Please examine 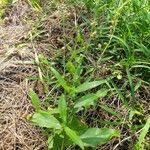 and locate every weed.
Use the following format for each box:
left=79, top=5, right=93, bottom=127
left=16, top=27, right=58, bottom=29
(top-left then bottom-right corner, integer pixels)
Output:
left=28, top=65, right=120, bottom=149
left=27, top=0, right=150, bottom=149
